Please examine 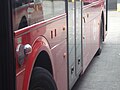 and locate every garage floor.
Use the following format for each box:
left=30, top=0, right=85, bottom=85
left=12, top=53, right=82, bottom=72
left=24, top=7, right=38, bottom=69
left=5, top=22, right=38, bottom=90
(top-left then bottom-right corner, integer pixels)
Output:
left=72, top=11, right=120, bottom=90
